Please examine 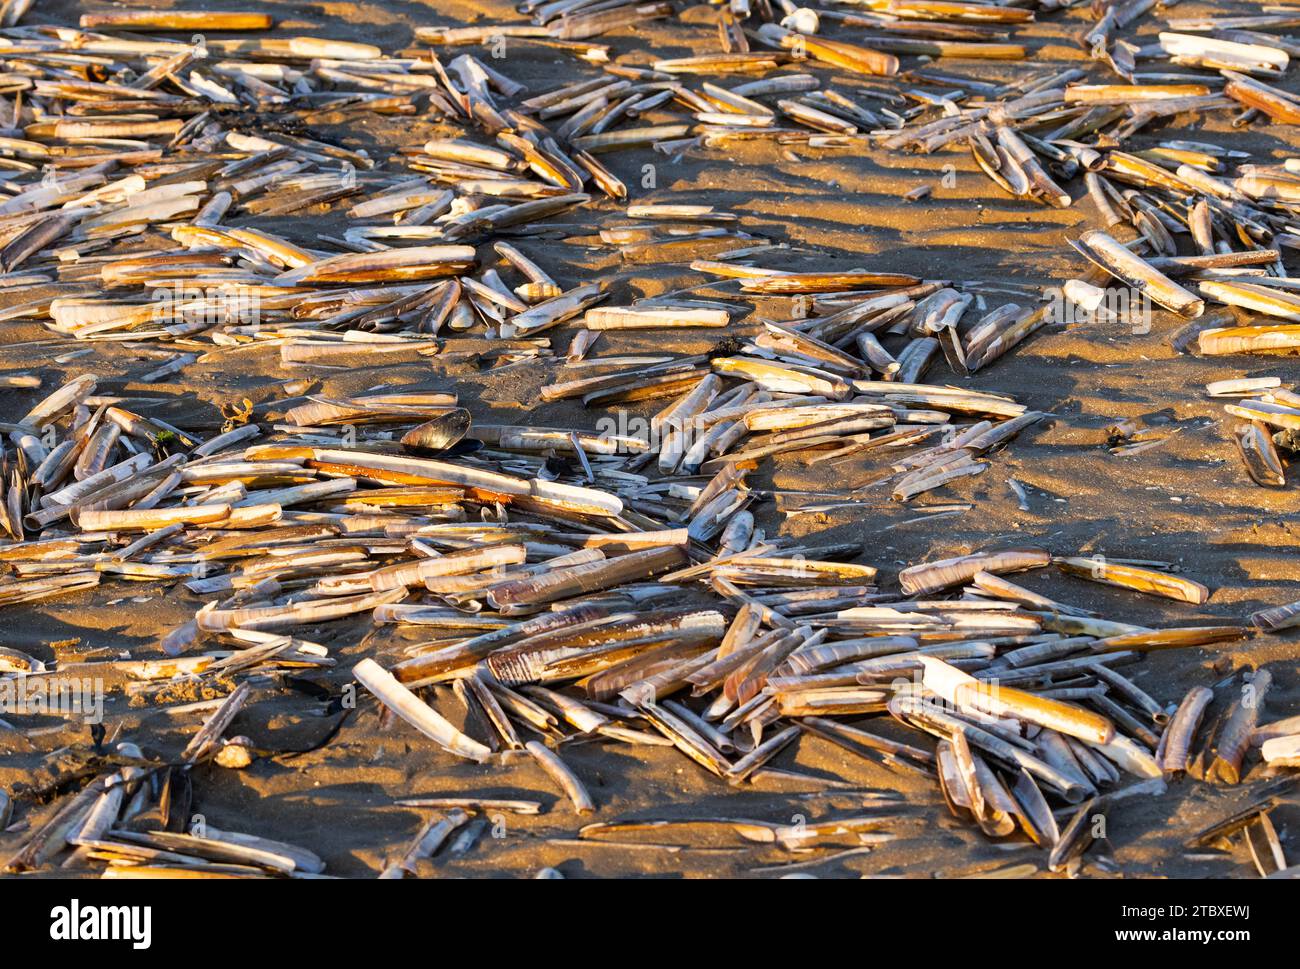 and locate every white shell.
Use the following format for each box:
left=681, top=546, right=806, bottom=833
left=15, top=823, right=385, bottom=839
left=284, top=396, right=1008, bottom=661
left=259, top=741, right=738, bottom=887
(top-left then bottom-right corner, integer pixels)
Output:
left=780, top=8, right=820, bottom=34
